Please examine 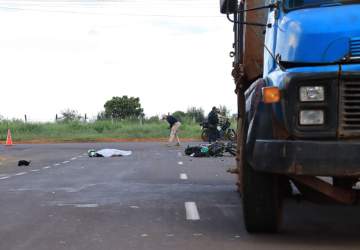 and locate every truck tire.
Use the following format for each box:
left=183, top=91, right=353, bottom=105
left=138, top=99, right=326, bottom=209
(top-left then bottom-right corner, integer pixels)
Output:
left=242, top=162, right=282, bottom=233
